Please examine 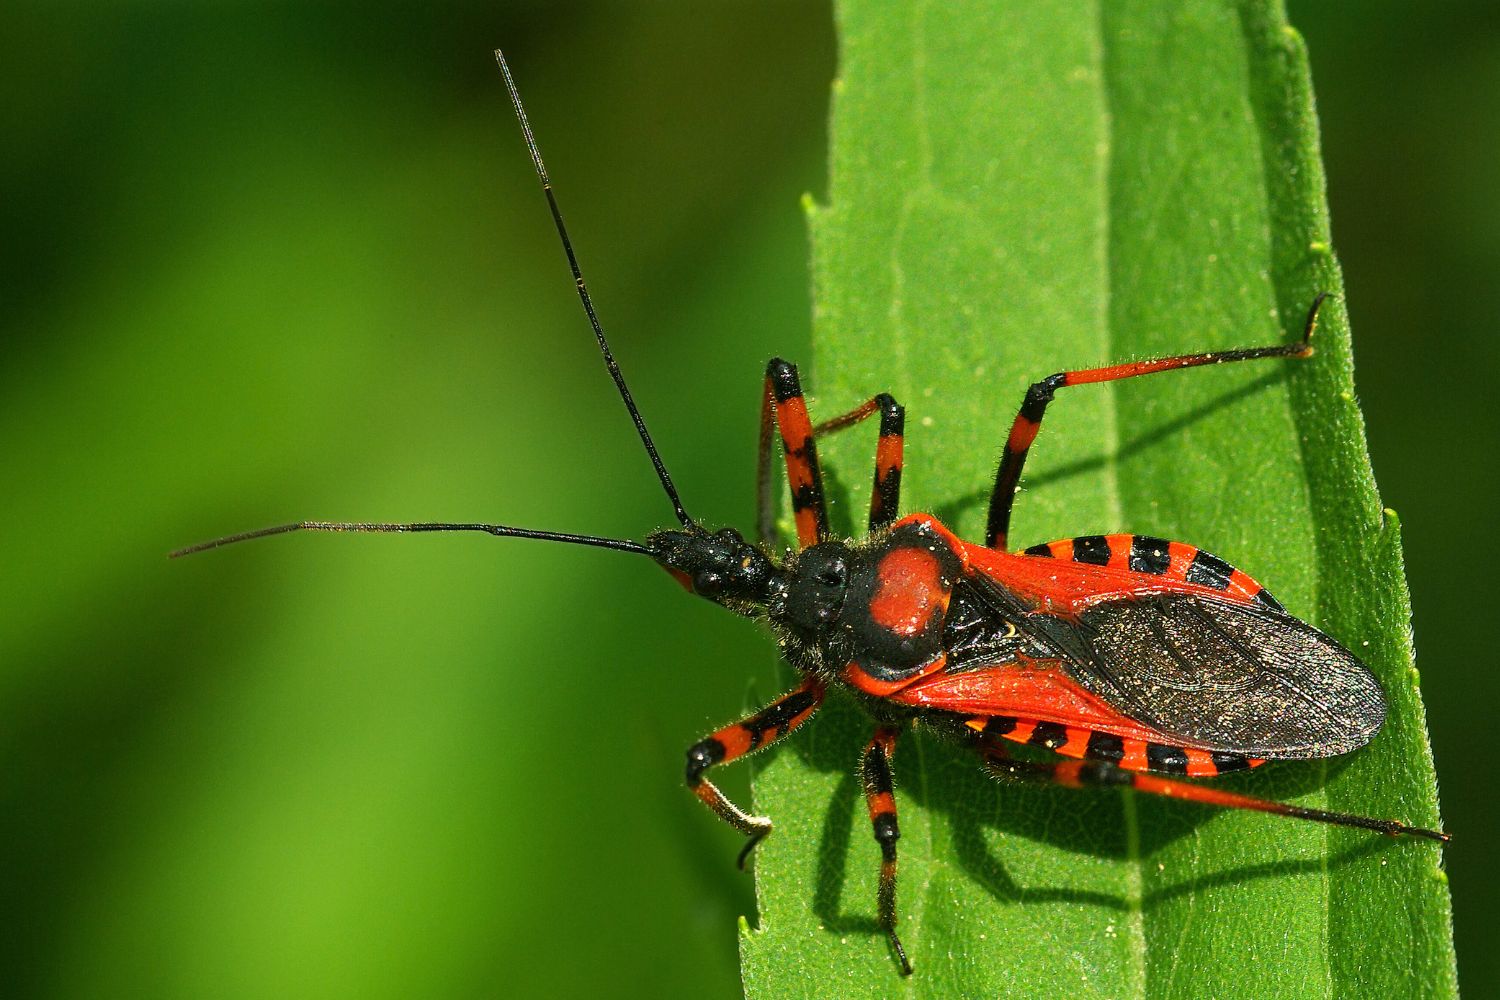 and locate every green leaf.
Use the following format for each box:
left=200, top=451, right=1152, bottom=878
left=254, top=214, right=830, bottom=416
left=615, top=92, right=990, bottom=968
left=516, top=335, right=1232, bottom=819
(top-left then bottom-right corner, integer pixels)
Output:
left=740, top=2, right=1455, bottom=997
